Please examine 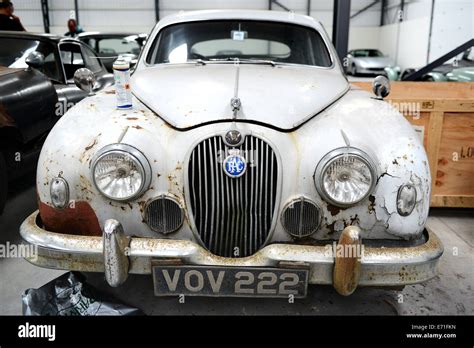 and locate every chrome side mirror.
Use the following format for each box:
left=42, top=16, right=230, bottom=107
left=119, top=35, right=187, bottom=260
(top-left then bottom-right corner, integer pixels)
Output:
left=25, top=51, right=45, bottom=70
left=74, top=68, right=96, bottom=96
left=372, top=75, right=391, bottom=99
